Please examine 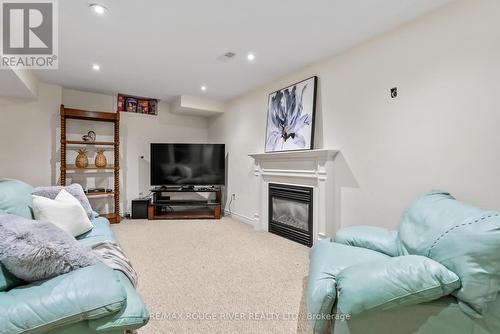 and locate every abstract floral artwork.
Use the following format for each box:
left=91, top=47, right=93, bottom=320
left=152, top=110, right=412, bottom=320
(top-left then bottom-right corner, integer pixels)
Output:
left=265, top=76, right=317, bottom=152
